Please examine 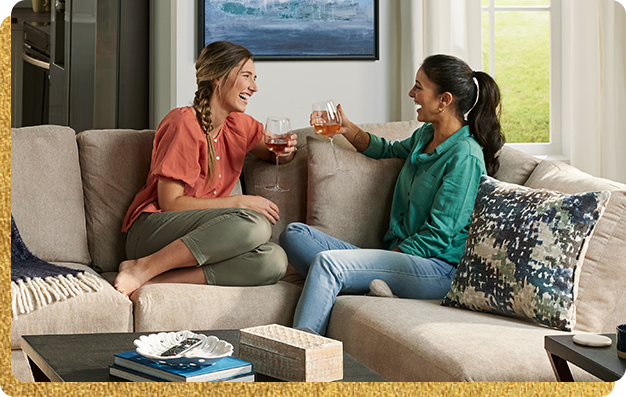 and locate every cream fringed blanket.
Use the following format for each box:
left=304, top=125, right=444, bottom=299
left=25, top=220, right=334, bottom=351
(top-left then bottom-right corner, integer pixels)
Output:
left=10, top=215, right=102, bottom=318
